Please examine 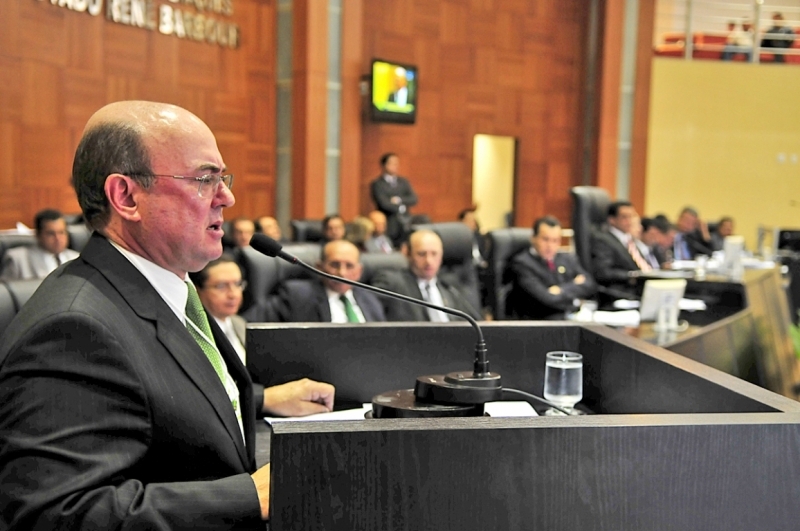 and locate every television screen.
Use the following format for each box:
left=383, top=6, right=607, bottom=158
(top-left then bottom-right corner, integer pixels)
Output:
left=370, top=59, right=417, bottom=124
